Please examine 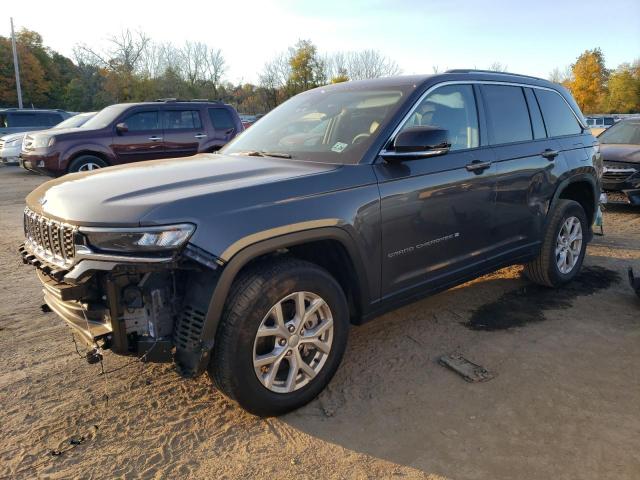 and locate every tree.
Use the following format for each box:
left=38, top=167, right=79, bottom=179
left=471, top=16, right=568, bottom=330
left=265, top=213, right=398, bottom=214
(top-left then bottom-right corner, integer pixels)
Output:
left=565, top=48, right=608, bottom=114
left=344, top=50, right=400, bottom=80
left=604, top=63, right=640, bottom=113
left=548, top=66, right=572, bottom=84
left=488, top=61, right=507, bottom=72
left=287, top=40, right=326, bottom=94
